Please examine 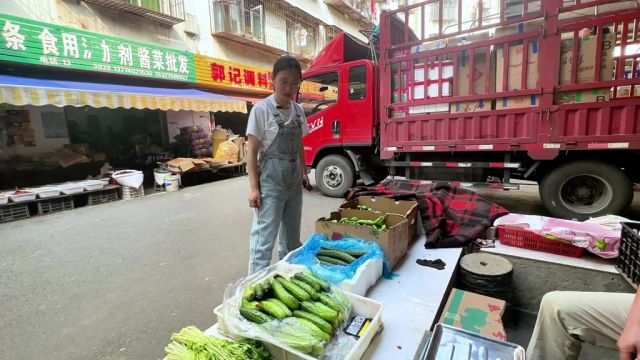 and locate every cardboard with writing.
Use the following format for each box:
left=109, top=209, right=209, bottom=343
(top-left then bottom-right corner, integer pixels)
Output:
left=451, top=99, right=493, bottom=113
left=340, top=196, right=419, bottom=242
left=560, top=32, right=615, bottom=84
left=495, top=42, right=539, bottom=92
left=496, top=95, right=539, bottom=110
left=315, top=209, right=410, bottom=268
left=554, top=88, right=610, bottom=104
left=456, top=49, right=495, bottom=96
left=438, top=288, right=507, bottom=340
